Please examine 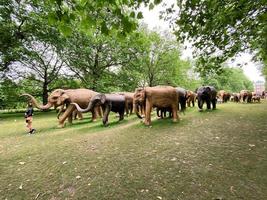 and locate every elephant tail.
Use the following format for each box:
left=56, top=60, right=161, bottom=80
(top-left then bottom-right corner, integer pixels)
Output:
left=70, top=102, right=91, bottom=113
